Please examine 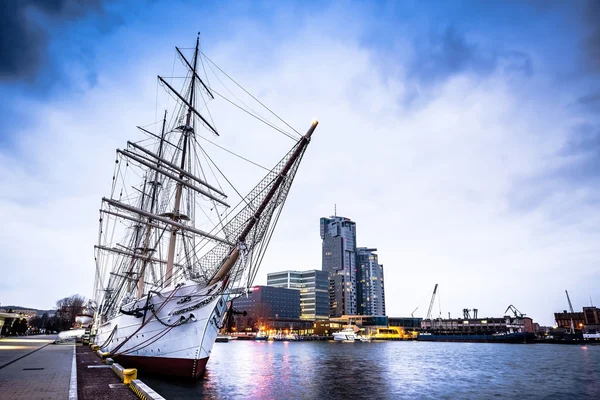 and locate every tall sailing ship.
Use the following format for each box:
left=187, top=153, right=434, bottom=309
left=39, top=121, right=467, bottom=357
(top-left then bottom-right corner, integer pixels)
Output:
left=91, top=35, right=317, bottom=379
